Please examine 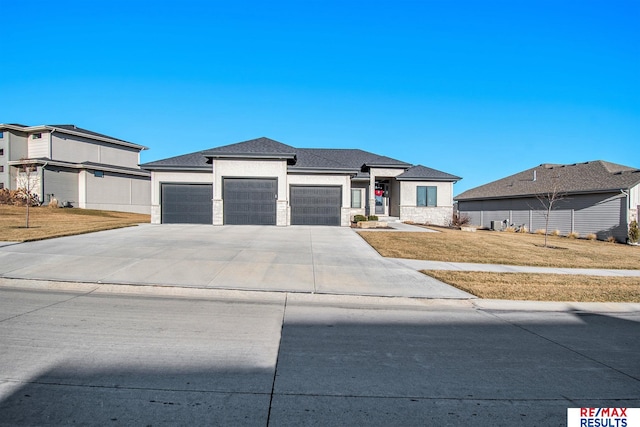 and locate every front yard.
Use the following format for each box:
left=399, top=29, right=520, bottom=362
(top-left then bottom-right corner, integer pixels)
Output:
left=359, top=227, right=640, bottom=302
left=0, top=205, right=150, bottom=242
